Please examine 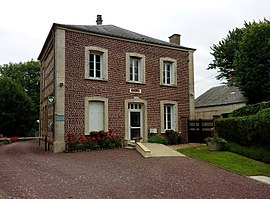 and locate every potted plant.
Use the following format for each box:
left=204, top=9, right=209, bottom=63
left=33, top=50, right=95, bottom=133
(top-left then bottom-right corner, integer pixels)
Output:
left=205, top=127, right=226, bottom=151
left=133, top=136, right=142, bottom=143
